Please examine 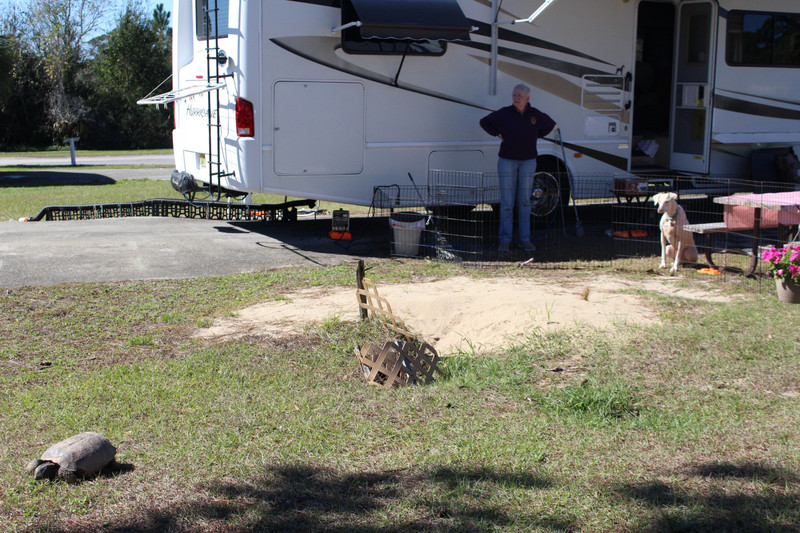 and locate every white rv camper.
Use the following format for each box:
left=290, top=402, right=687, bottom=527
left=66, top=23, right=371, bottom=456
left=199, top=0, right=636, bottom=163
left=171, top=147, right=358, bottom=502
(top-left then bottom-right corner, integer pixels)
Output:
left=140, top=0, right=800, bottom=207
